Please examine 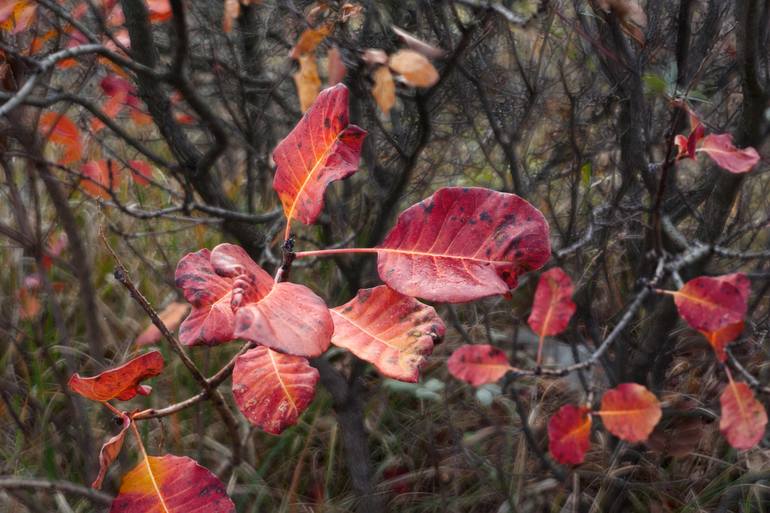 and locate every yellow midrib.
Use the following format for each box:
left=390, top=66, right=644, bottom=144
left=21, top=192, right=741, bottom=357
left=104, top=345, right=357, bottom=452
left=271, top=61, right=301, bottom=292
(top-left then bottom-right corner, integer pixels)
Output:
left=142, top=457, right=170, bottom=513
left=330, top=309, right=407, bottom=353
left=285, top=132, right=341, bottom=227
left=269, top=349, right=298, bottom=414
